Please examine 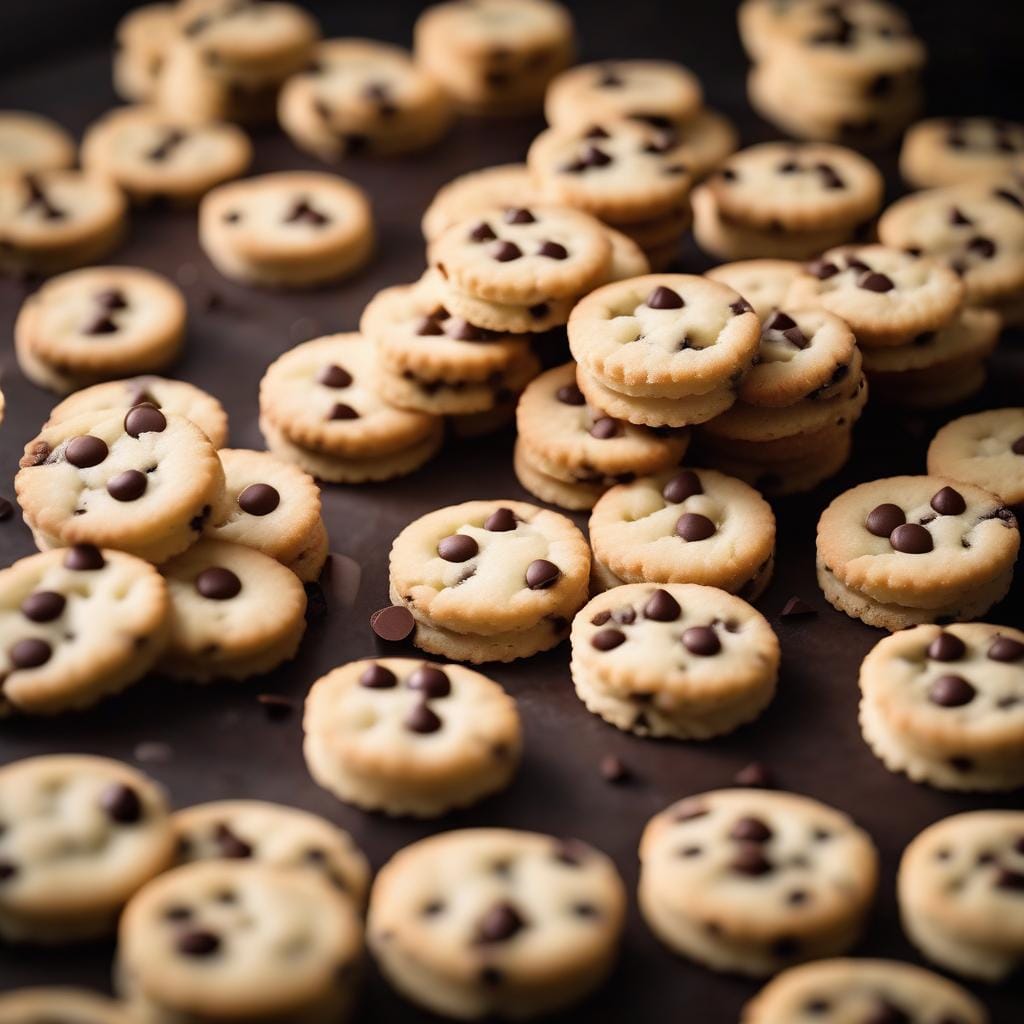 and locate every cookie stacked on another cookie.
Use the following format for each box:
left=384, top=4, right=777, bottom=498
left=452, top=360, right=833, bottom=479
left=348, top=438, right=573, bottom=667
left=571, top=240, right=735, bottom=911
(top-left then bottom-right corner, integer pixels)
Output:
left=113, top=4, right=176, bottom=103
left=900, top=116, right=1024, bottom=189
